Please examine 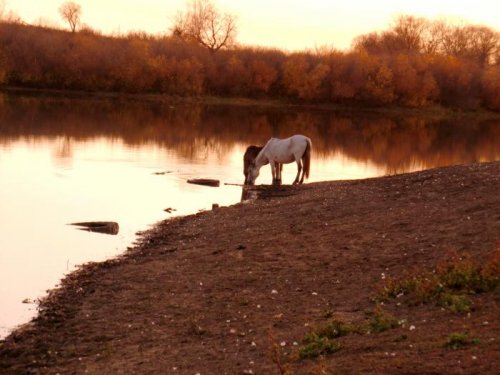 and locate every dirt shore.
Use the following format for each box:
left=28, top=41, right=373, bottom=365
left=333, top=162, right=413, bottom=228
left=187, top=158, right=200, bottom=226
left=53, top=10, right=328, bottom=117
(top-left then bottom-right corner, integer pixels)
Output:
left=1, top=162, right=499, bottom=374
